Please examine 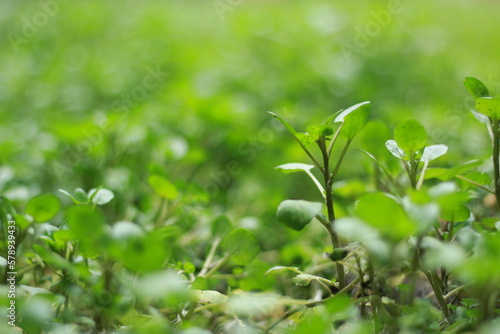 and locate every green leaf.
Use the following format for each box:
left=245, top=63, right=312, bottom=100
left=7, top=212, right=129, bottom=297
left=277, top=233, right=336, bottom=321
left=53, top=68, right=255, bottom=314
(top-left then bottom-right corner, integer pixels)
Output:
left=88, top=188, right=115, bottom=205
left=66, top=205, right=105, bottom=242
left=194, top=290, right=228, bottom=304
left=122, top=233, right=169, bottom=272
left=296, top=126, right=320, bottom=146
left=264, top=266, right=302, bottom=277
left=464, top=77, right=489, bottom=99
left=334, top=101, right=371, bottom=140
left=476, top=96, right=500, bottom=120
left=221, top=228, right=260, bottom=265
left=276, top=199, right=323, bottom=231
left=275, top=163, right=314, bottom=173
left=394, top=120, right=427, bottom=154
left=355, top=193, right=415, bottom=240
left=421, top=145, right=448, bottom=163
left=268, top=111, right=298, bottom=135
left=425, top=160, right=483, bottom=181
left=183, top=262, right=195, bottom=274
left=148, top=175, right=178, bottom=200
left=210, top=215, right=233, bottom=237
left=291, top=273, right=334, bottom=287
left=440, top=203, right=470, bottom=223
left=74, top=188, right=89, bottom=203
left=26, top=194, right=61, bottom=222
left=385, top=140, right=405, bottom=159
left=359, top=120, right=392, bottom=158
